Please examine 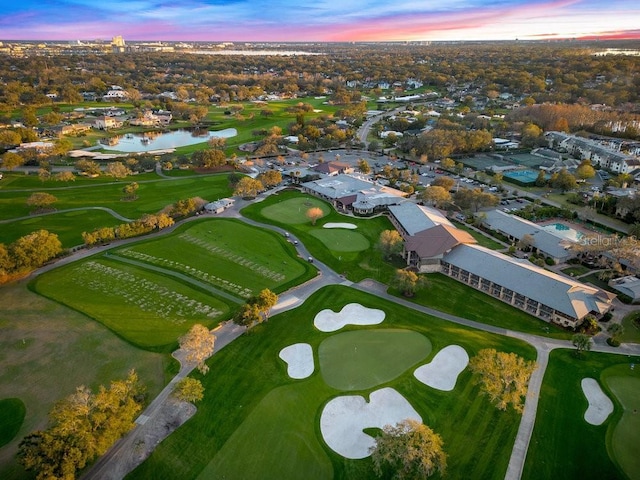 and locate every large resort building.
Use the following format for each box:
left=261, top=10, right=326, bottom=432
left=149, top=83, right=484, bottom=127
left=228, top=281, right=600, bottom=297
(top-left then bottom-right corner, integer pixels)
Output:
left=384, top=200, right=614, bottom=328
